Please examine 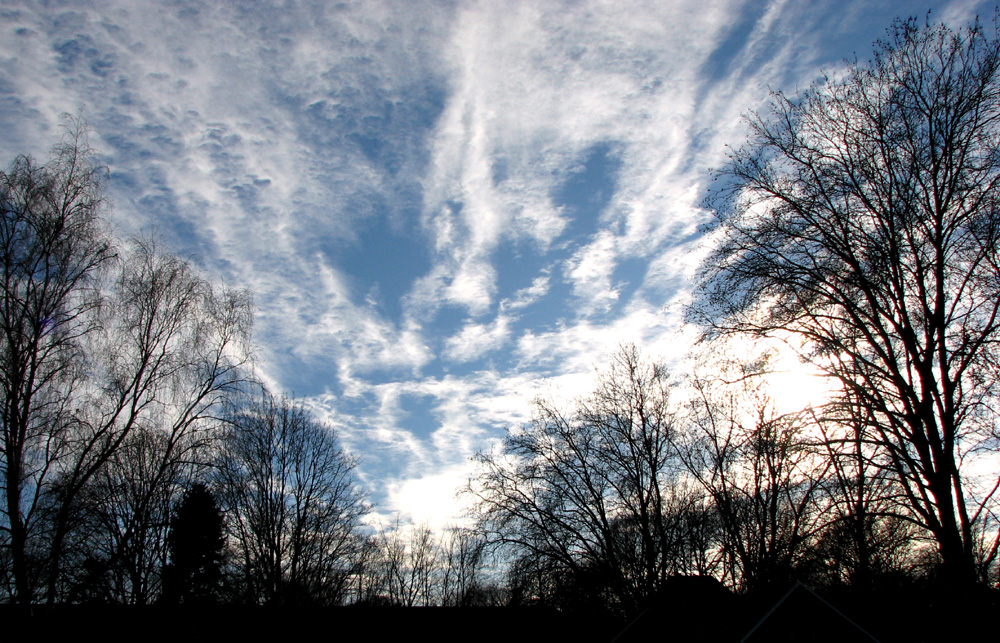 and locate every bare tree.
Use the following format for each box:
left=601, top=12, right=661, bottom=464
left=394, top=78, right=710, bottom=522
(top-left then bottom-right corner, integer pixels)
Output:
left=344, top=533, right=385, bottom=605
left=695, top=17, right=1000, bottom=588
left=403, top=523, right=439, bottom=606
left=39, top=238, right=252, bottom=603
left=470, top=345, right=687, bottom=610
left=62, top=427, right=181, bottom=604
left=677, top=365, right=828, bottom=592
left=0, top=125, right=254, bottom=604
left=439, top=526, right=489, bottom=606
left=0, top=126, right=114, bottom=603
left=217, top=391, right=368, bottom=605
left=368, top=519, right=442, bottom=607
left=806, top=394, right=921, bottom=590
